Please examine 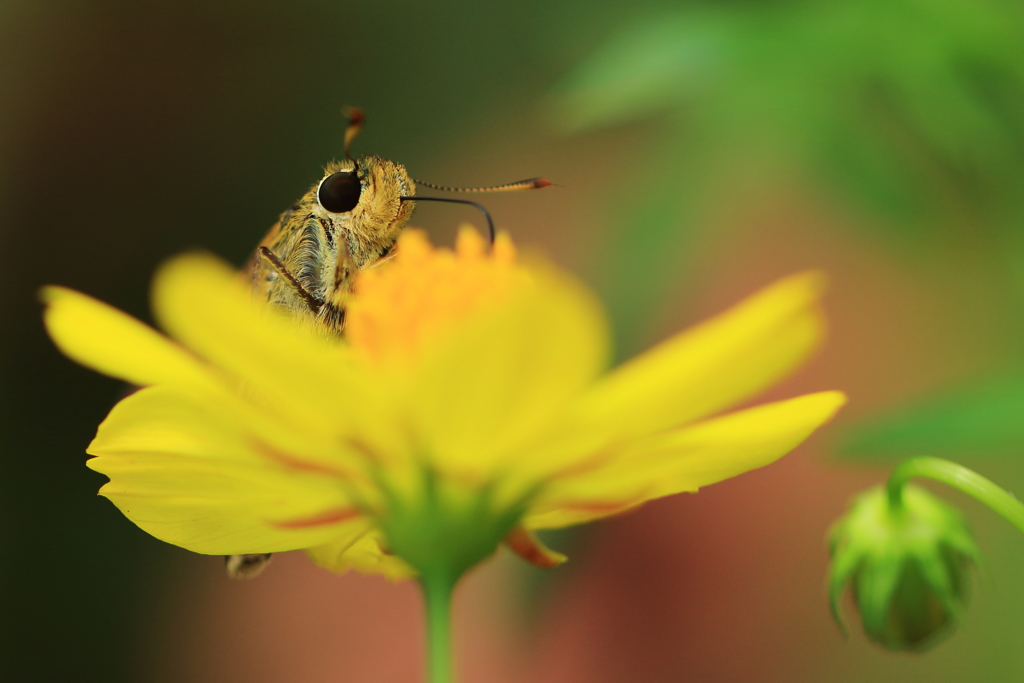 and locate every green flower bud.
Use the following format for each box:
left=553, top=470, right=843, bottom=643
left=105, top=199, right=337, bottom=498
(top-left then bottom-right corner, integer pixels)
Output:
left=828, top=484, right=981, bottom=652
